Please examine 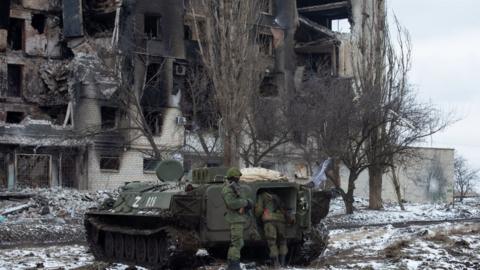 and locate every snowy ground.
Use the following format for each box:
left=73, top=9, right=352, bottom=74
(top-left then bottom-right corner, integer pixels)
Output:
left=0, top=191, right=478, bottom=270
left=324, top=197, right=480, bottom=228
left=1, top=221, right=478, bottom=270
